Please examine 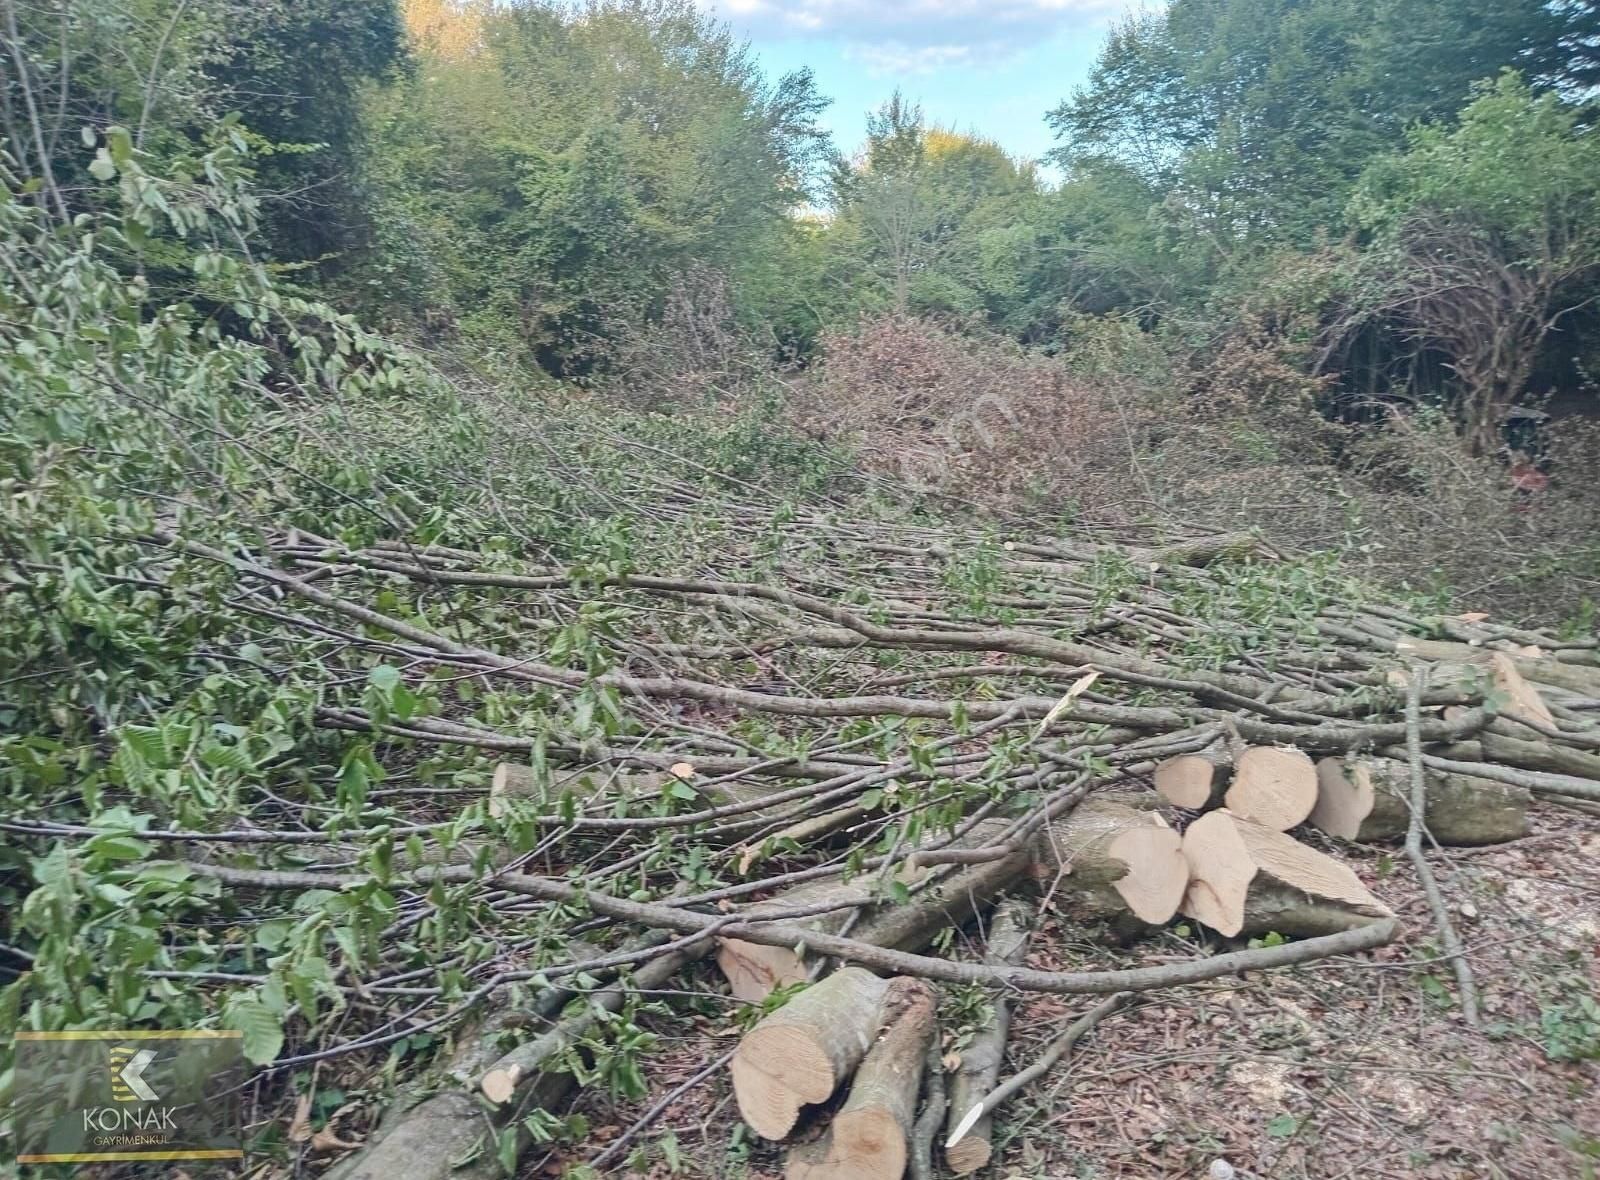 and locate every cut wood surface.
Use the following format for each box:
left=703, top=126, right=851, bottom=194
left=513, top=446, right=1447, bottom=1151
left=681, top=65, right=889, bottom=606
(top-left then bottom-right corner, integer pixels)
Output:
left=732, top=967, right=890, bottom=1140
left=1223, top=745, right=1319, bottom=831
left=1154, top=743, right=1230, bottom=809
left=1181, top=809, right=1392, bottom=938
left=1039, top=799, right=1189, bottom=924
left=1310, top=756, right=1530, bottom=845
left=785, top=977, right=937, bottom=1180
